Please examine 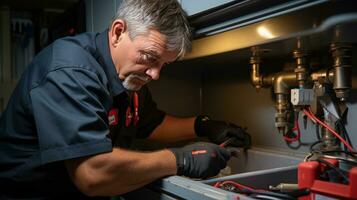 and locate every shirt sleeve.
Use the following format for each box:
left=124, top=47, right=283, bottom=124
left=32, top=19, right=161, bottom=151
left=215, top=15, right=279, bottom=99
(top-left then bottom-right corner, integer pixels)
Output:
left=136, top=86, right=165, bottom=138
left=30, top=67, right=113, bottom=165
